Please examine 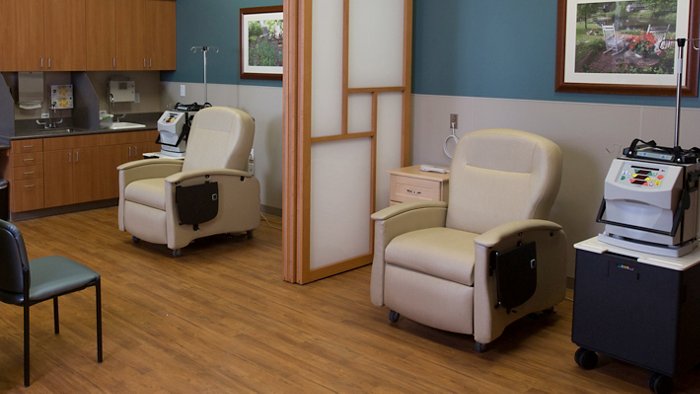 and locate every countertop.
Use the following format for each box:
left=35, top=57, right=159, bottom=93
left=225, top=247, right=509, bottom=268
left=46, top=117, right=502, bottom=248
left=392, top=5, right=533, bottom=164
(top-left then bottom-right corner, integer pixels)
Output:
left=10, top=112, right=160, bottom=140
